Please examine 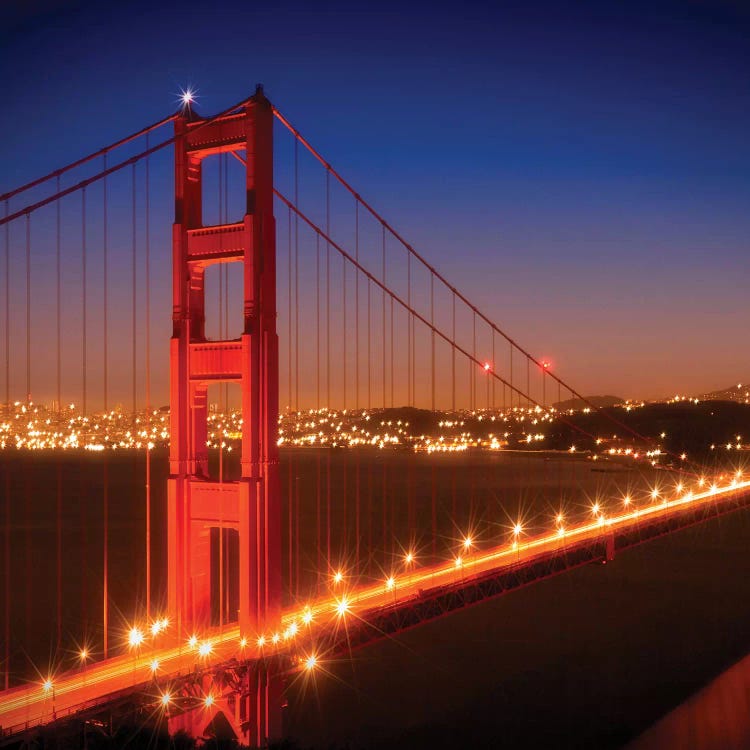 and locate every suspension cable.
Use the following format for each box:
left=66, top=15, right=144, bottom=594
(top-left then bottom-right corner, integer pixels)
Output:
left=275, top=190, right=626, bottom=446
left=0, top=114, right=177, bottom=204
left=273, top=107, right=657, bottom=443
